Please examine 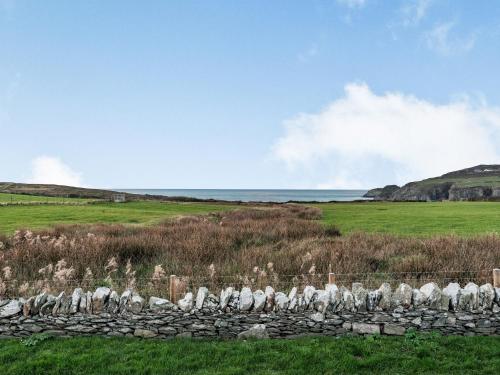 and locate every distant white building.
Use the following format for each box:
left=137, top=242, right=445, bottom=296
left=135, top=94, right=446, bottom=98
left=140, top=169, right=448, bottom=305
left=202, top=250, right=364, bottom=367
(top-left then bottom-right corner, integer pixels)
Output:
left=112, top=193, right=126, bottom=203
